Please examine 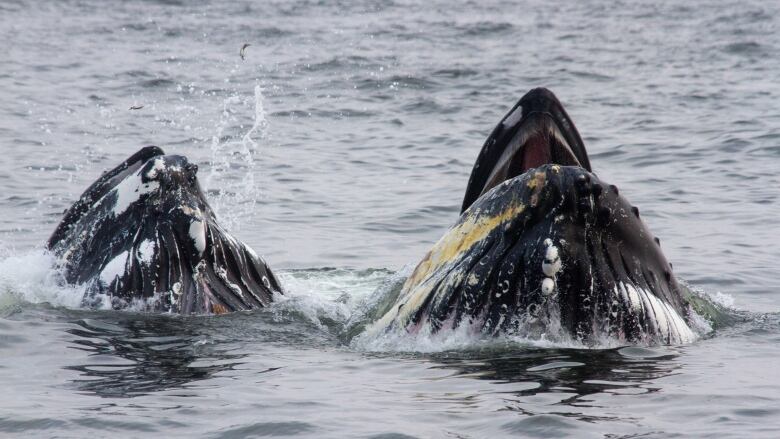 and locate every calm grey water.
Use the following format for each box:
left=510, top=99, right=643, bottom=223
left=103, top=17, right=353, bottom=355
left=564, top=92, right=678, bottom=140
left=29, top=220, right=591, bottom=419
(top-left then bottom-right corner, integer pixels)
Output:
left=1, top=0, right=779, bottom=437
